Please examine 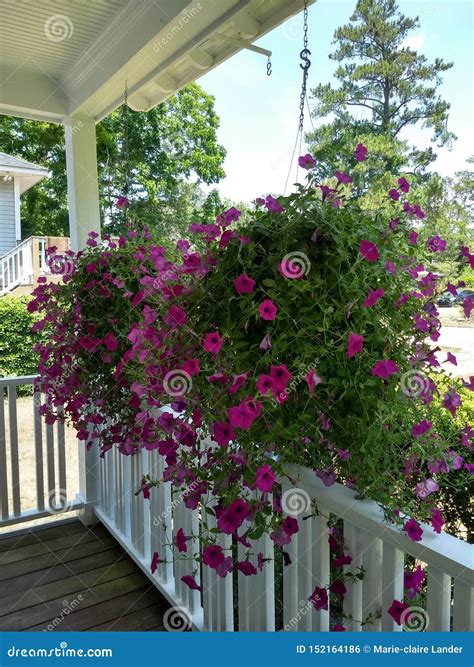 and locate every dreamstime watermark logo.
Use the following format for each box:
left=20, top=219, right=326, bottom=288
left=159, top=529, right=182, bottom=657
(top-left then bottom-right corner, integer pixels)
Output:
left=400, top=370, right=430, bottom=398
left=282, top=488, right=311, bottom=517
left=163, top=370, right=192, bottom=397
left=47, top=488, right=71, bottom=515
left=283, top=599, right=313, bottom=631
left=280, top=252, right=311, bottom=279
left=48, top=254, right=75, bottom=276
left=44, top=15, right=74, bottom=42
left=152, top=480, right=200, bottom=527
left=281, top=15, right=304, bottom=41
left=43, top=596, right=84, bottom=631
left=401, top=606, right=430, bottom=631
left=153, top=2, right=203, bottom=53
left=163, top=606, right=192, bottom=631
